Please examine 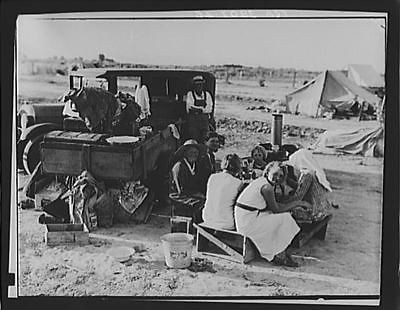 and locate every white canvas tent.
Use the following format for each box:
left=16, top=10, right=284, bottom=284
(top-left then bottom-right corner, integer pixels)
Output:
left=285, top=70, right=381, bottom=117
left=347, top=64, right=385, bottom=89
left=312, top=125, right=384, bottom=157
